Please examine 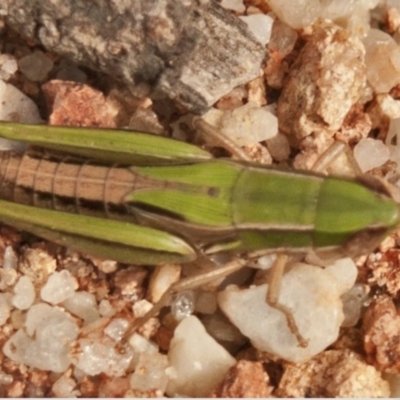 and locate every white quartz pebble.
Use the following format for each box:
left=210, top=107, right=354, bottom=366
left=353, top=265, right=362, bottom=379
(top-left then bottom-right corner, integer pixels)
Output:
left=40, top=270, right=77, bottom=305
left=220, top=0, right=245, bottom=12
left=220, top=102, right=278, bottom=146
left=0, top=80, right=42, bottom=123
left=3, top=246, right=18, bottom=270
left=364, top=29, right=400, bottom=93
left=52, top=373, right=80, bottom=398
left=264, top=0, right=321, bottom=29
left=353, top=138, right=390, bottom=173
left=0, top=54, right=18, bottom=80
left=75, top=338, right=133, bottom=376
left=218, top=258, right=357, bottom=363
left=104, top=318, right=129, bottom=341
left=266, top=0, right=378, bottom=32
left=4, top=303, right=79, bottom=372
left=166, top=316, right=236, bottom=397
left=239, top=14, right=274, bottom=46
left=148, top=264, right=181, bottom=303
left=129, top=332, right=159, bottom=368
left=0, top=79, right=42, bottom=151
left=130, top=353, right=169, bottom=393
left=62, top=291, right=100, bottom=324
left=98, top=299, right=116, bottom=318
left=12, top=276, right=35, bottom=310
